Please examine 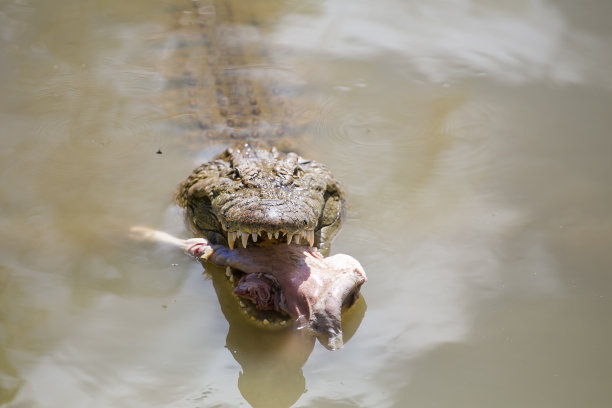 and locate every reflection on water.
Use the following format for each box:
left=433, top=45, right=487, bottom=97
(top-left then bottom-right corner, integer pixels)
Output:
left=1, top=0, right=612, bottom=407
left=206, top=262, right=365, bottom=407
left=274, top=0, right=612, bottom=87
